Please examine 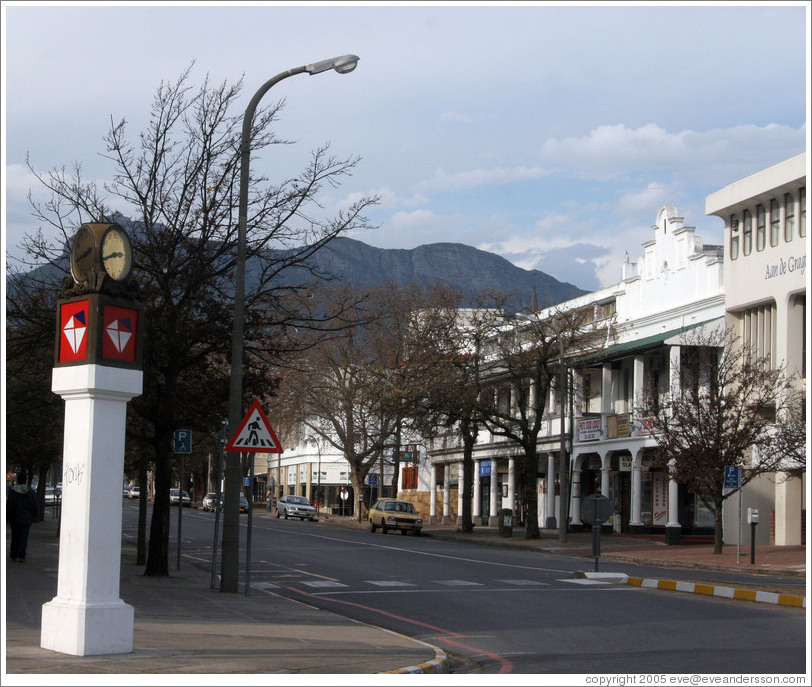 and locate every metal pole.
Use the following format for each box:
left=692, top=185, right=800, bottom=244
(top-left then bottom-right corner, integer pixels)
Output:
left=210, top=419, right=226, bottom=590
left=245, top=453, right=255, bottom=596
left=177, top=454, right=184, bottom=571
left=558, top=339, right=569, bottom=543
left=737, top=485, right=742, bottom=564
left=225, top=55, right=358, bottom=592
